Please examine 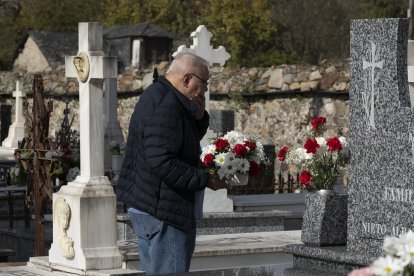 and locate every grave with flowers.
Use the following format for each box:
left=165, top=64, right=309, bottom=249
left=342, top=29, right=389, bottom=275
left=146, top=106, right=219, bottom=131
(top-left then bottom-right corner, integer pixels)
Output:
left=278, top=116, right=349, bottom=247
left=284, top=18, right=414, bottom=276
